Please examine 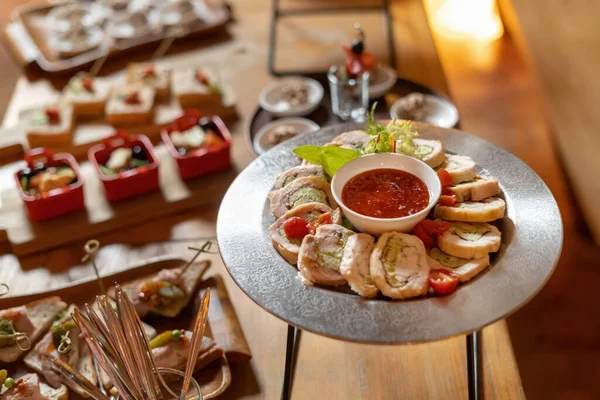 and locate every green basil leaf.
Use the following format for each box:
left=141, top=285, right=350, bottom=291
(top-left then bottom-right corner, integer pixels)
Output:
left=293, top=145, right=362, bottom=177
